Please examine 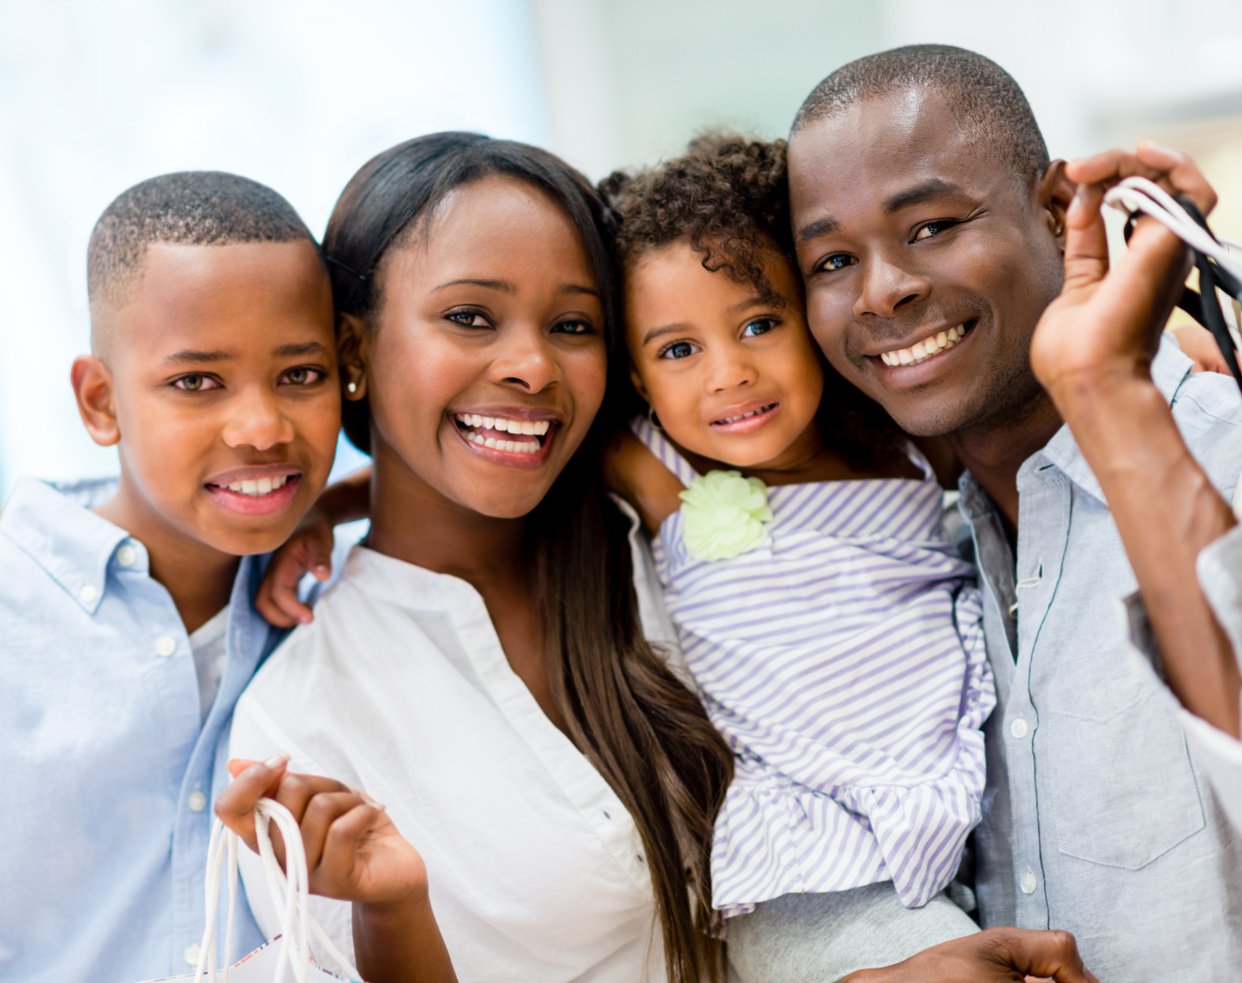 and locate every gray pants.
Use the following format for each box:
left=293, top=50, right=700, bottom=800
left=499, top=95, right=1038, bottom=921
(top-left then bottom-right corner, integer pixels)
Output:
left=726, top=883, right=978, bottom=982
